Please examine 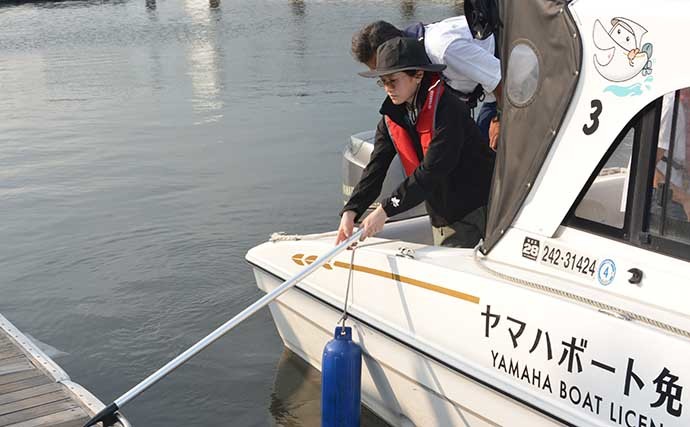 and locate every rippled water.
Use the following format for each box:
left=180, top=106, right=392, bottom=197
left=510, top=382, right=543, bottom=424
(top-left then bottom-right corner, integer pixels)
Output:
left=0, top=0, right=463, bottom=425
